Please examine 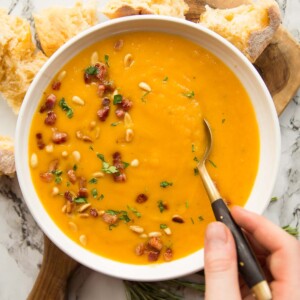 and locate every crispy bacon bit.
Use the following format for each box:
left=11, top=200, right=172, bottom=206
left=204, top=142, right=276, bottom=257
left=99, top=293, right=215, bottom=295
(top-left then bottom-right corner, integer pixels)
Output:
left=114, top=39, right=124, bottom=51
left=135, top=243, right=145, bottom=256
left=112, top=152, right=127, bottom=182
left=84, top=72, right=92, bottom=84
left=40, top=94, right=57, bottom=113
left=163, top=248, right=173, bottom=262
left=52, top=131, right=68, bottom=144
left=36, top=133, right=45, bottom=150
left=102, top=97, right=110, bottom=107
left=40, top=172, right=53, bottom=182
left=112, top=152, right=121, bottom=161
left=95, top=63, right=107, bottom=81
left=78, top=187, right=88, bottom=198
left=97, top=106, right=110, bottom=122
left=121, top=98, right=133, bottom=111
left=103, top=80, right=115, bottom=92
left=148, top=250, right=160, bottom=262
left=113, top=173, right=127, bottom=182
left=48, top=159, right=59, bottom=172
left=102, top=213, right=118, bottom=225
left=97, top=84, right=106, bottom=97
left=115, top=108, right=125, bottom=118
left=89, top=208, right=99, bottom=218
left=64, top=191, right=73, bottom=202
left=44, top=111, right=57, bottom=126
left=67, top=169, right=77, bottom=184
left=172, top=215, right=184, bottom=224
left=148, top=237, right=163, bottom=251
left=52, top=81, right=61, bottom=91
left=136, top=193, right=148, bottom=204
left=79, top=177, right=87, bottom=188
